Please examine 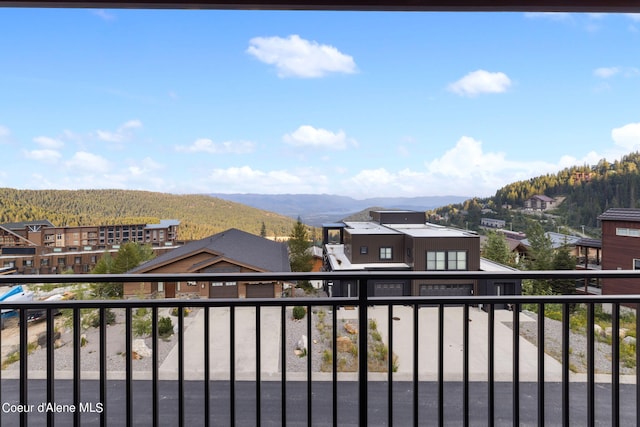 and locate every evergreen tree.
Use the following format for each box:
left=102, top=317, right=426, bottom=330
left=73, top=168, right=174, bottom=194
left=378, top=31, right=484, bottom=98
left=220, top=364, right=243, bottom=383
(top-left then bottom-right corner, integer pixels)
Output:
left=260, top=221, right=267, bottom=238
left=551, top=243, right=576, bottom=296
left=91, top=243, right=156, bottom=298
left=482, top=231, right=514, bottom=266
left=523, top=222, right=554, bottom=295
left=288, top=217, right=313, bottom=273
